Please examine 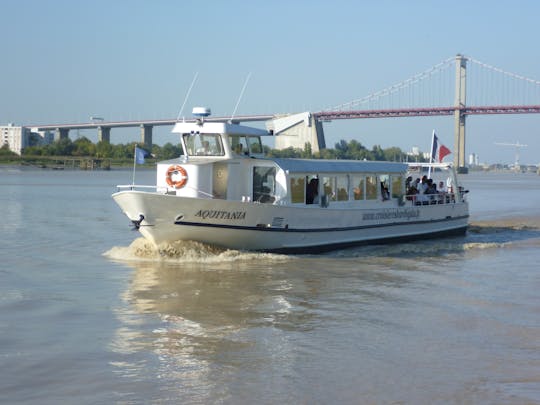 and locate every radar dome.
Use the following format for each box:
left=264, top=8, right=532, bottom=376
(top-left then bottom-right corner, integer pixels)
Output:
left=192, top=107, right=211, bottom=118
